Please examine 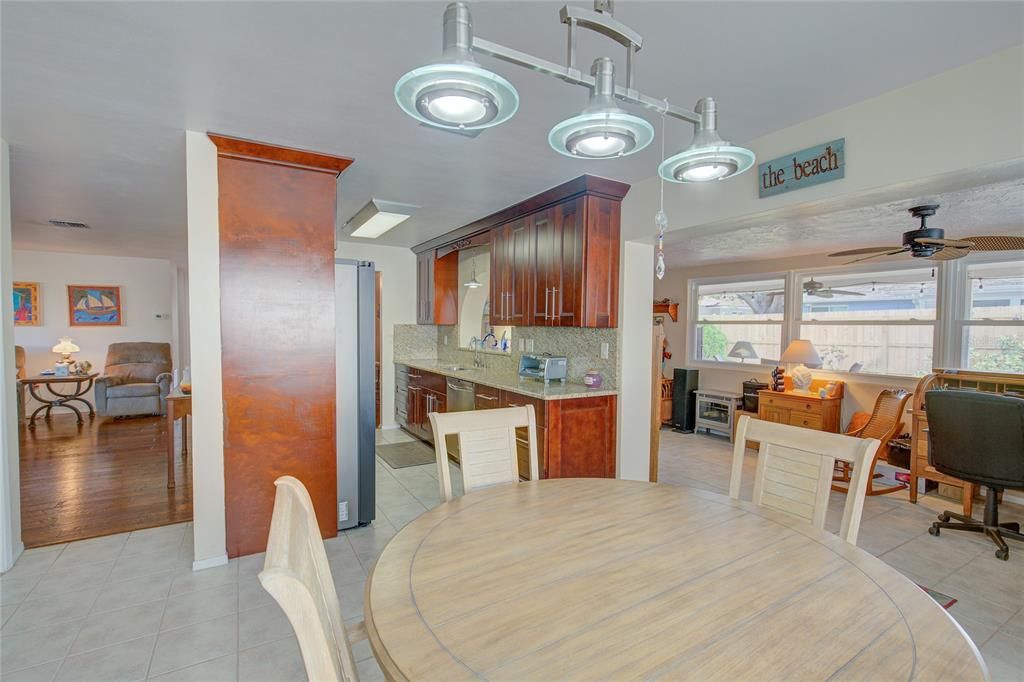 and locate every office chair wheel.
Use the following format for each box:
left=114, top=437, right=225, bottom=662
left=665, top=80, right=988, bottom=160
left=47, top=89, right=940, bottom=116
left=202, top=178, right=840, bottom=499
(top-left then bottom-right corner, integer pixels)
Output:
left=995, top=547, right=1009, bottom=561
left=928, top=524, right=940, bottom=536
